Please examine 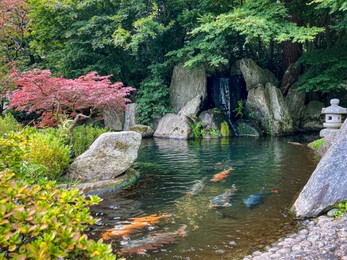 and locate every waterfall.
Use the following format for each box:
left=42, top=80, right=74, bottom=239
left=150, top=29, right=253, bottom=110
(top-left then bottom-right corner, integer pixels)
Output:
left=207, top=76, right=247, bottom=135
